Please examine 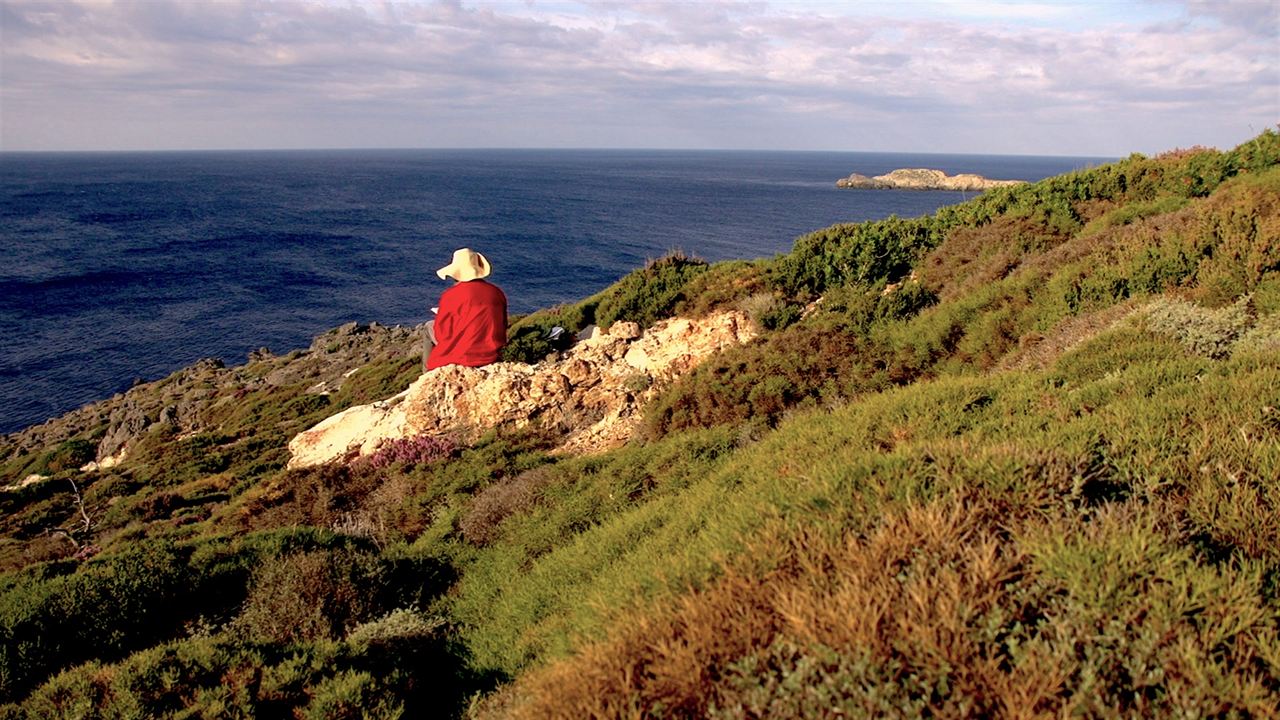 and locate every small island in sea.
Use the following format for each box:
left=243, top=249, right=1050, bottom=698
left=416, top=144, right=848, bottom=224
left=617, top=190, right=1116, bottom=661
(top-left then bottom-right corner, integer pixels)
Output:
left=836, top=167, right=1026, bottom=191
